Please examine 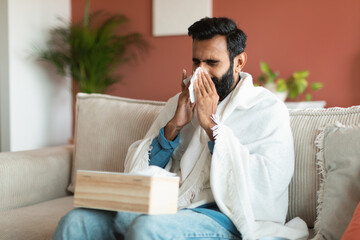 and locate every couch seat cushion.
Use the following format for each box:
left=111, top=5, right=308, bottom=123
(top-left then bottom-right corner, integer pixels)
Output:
left=0, top=196, right=74, bottom=240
